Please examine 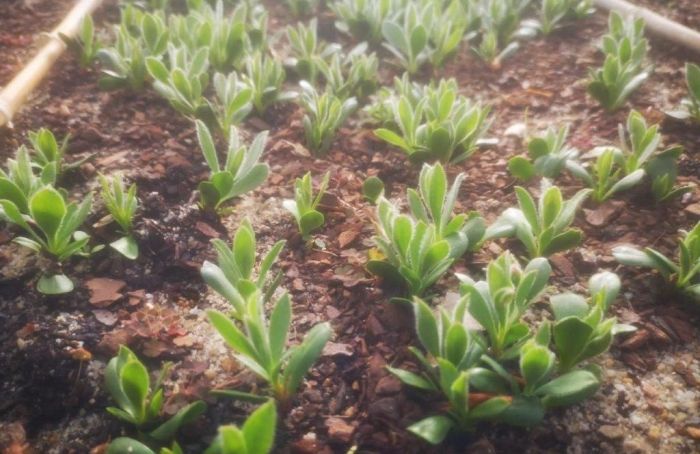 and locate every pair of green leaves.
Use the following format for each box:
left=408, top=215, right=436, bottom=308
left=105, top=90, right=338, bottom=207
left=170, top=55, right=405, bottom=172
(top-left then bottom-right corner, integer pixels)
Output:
left=485, top=181, right=590, bottom=258
left=282, top=171, right=329, bottom=240
left=204, top=400, right=277, bottom=454
left=298, top=81, right=357, bottom=155
left=671, top=63, right=700, bottom=123
left=105, top=346, right=206, bottom=445
left=196, top=120, right=269, bottom=212
left=62, top=14, right=101, bottom=68
left=243, top=52, right=296, bottom=115
left=1, top=186, right=95, bottom=294
left=381, top=2, right=429, bottom=74
left=614, top=221, right=700, bottom=299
